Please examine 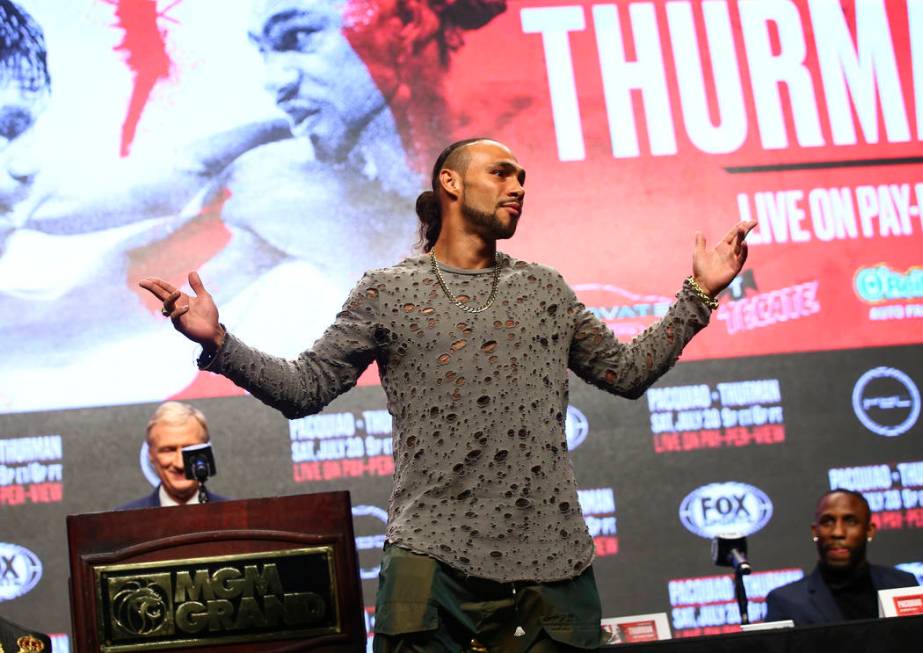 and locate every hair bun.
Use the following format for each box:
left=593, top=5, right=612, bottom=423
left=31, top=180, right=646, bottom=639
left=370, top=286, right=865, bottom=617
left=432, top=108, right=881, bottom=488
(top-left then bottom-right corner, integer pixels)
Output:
left=415, top=190, right=442, bottom=252
left=415, top=190, right=438, bottom=219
